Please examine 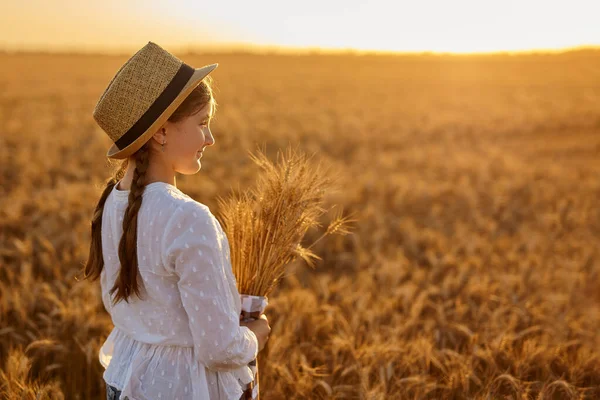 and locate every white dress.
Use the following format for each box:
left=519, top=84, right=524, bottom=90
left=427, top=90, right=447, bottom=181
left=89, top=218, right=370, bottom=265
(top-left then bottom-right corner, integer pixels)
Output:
left=98, top=181, right=258, bottom=400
